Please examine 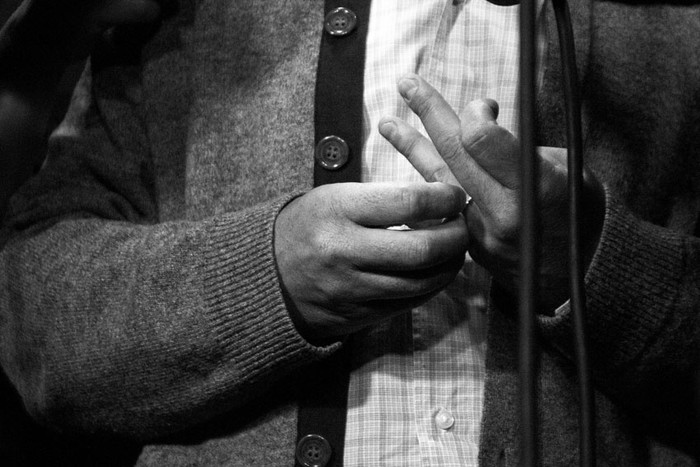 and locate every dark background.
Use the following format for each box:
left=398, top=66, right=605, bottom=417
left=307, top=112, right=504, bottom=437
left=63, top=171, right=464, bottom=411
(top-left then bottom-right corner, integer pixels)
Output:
left=1, top=3, right=141, bottom=465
